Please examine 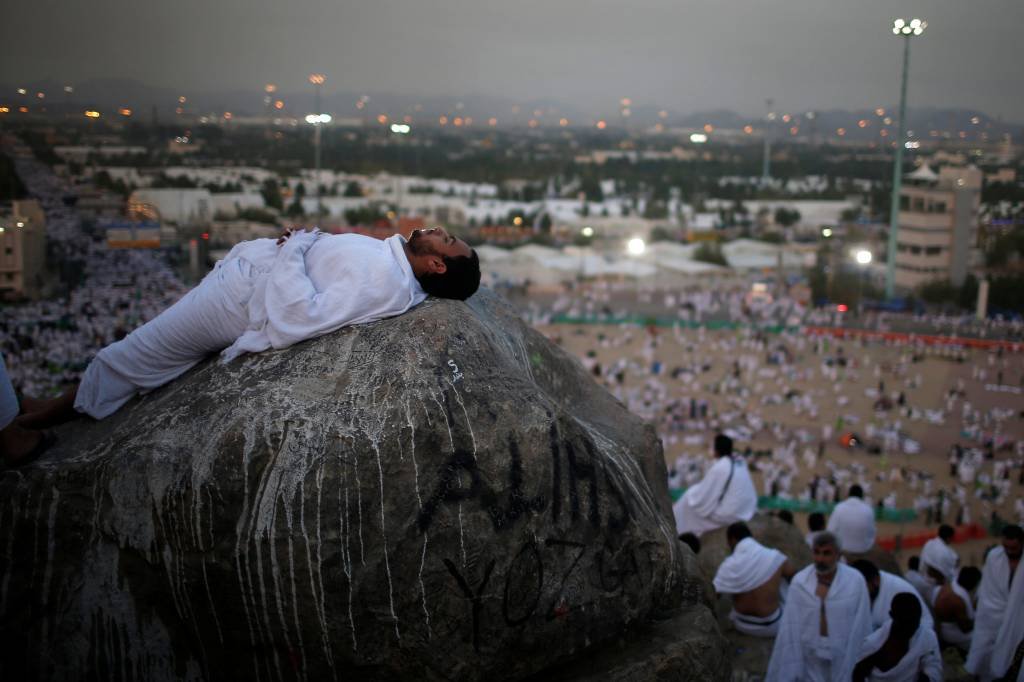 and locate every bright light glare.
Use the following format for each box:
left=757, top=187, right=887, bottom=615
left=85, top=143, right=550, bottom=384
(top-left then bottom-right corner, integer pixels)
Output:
left=690, top=133, right=708, bottom=143
left=627, top=238, right=646, bottom=256
left=855, top=249, right=873, bottom=265
left=581, top=226, right=594, bottom=238
left=390, top=123, right=411, bottom=134
left=893, top=18, right=905, bottom=28
left=822, top=228, right=833, bottom=238
left=305, top=114, right=332, bottom=124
